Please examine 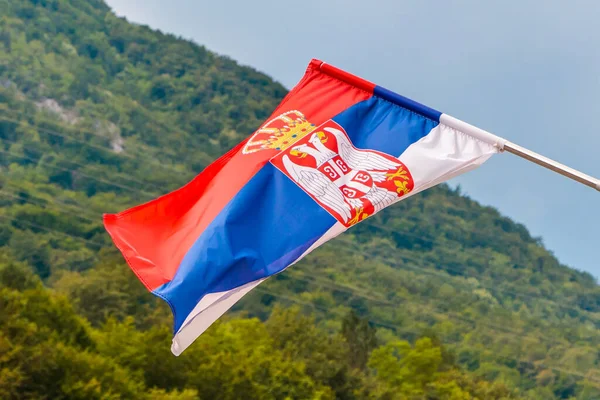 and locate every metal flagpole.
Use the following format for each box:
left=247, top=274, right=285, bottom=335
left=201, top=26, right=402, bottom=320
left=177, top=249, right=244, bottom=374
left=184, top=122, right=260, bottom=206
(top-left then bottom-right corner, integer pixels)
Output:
left=438, top=114, right=600, bottom=192
left=502, top=142, right=600, bottom=192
